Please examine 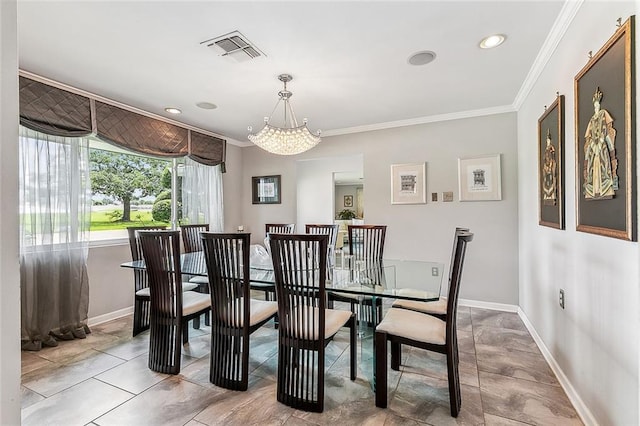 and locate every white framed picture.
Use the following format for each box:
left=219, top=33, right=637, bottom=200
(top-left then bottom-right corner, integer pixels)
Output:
left=458, top=154, right=502, bottom=201
left=390, top=163, right=426, bottom=204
